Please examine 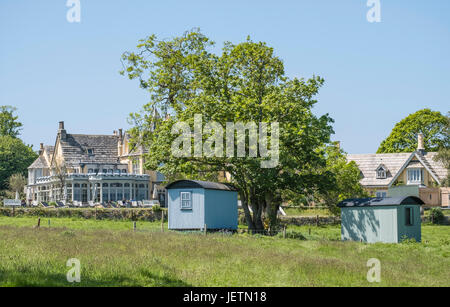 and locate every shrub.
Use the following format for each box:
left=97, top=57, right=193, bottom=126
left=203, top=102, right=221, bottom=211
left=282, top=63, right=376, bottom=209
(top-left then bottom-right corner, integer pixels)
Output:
left=152, top=204, right=162, bottom=213
left=429, top=208, right=445, bottom=224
